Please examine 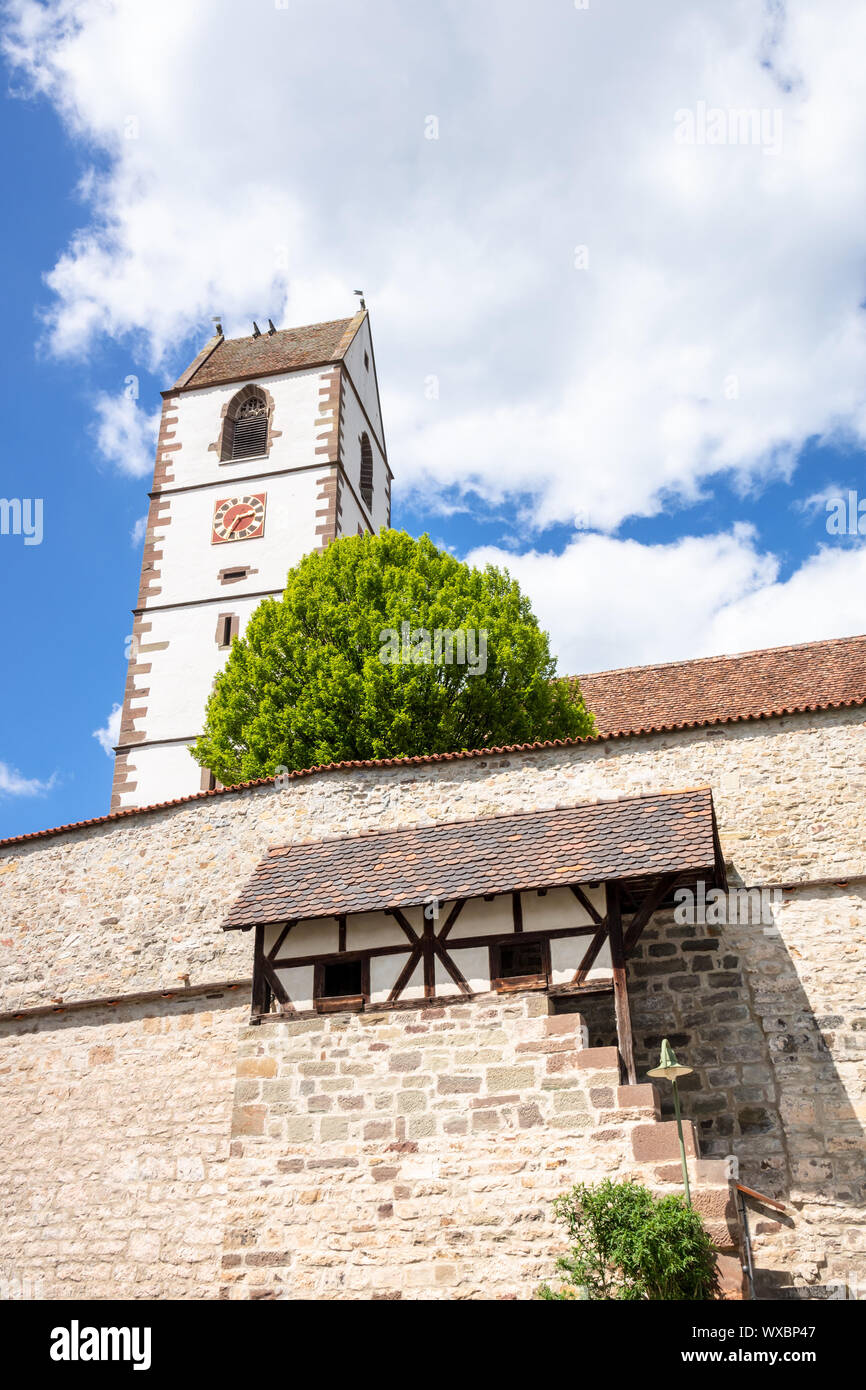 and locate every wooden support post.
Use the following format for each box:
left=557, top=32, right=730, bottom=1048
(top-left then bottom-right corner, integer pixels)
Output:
left=608, top=882, right=636, bottom=1085
left=251, top=923, right=271, bottom=1022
